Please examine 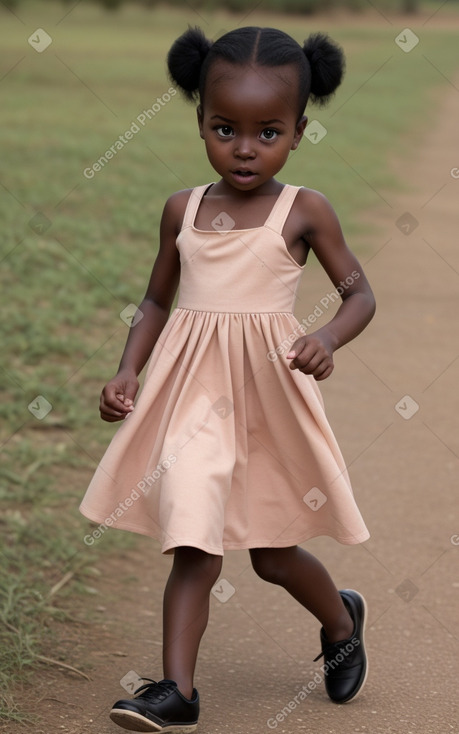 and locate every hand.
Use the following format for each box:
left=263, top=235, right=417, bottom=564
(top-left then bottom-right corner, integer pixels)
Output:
left=287, top=333, right=334, bottom=381
left=99, top=369, right=139, bottom=422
